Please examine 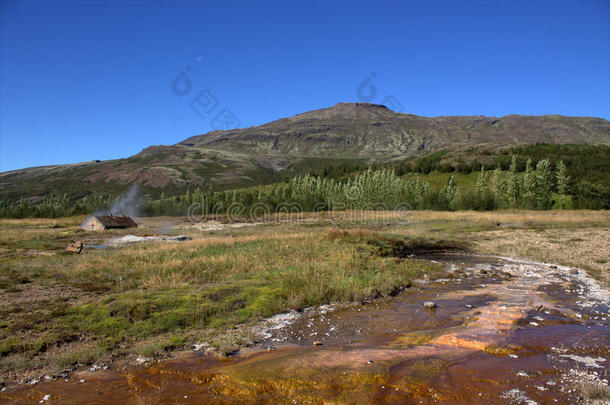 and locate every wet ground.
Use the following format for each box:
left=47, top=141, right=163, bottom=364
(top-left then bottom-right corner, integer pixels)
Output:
left=2, top=254, right=609, bottom=404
